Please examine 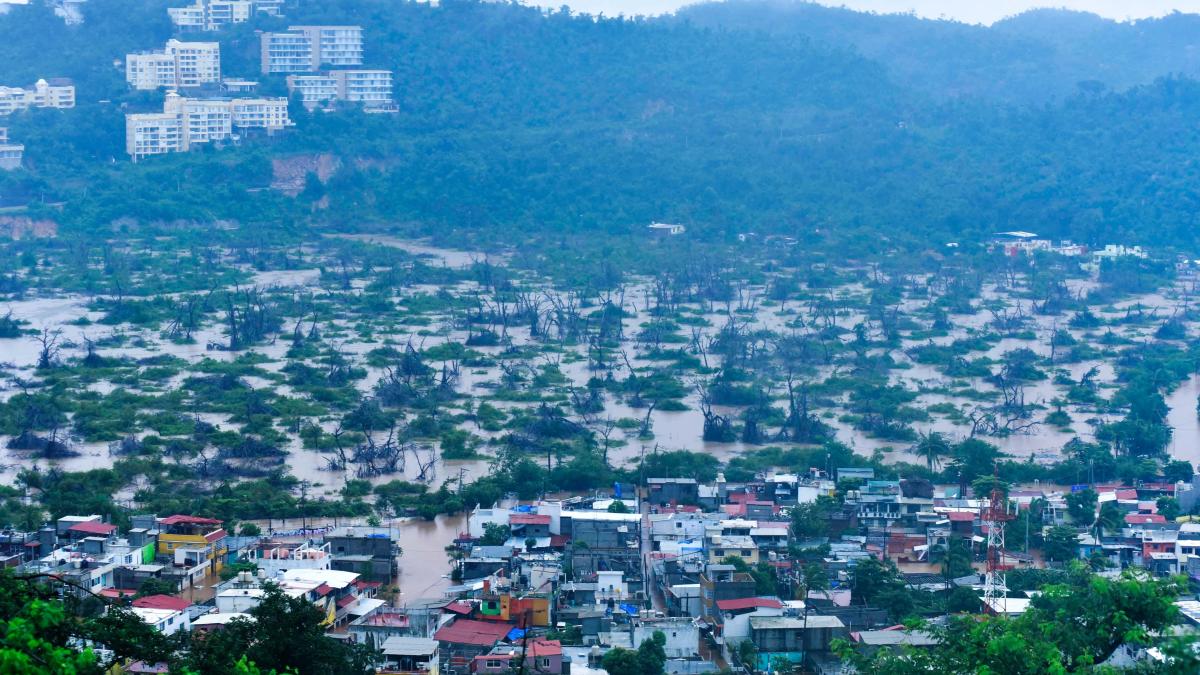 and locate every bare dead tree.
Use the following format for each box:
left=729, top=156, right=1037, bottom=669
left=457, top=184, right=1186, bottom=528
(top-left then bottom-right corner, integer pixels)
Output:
left=33, top=328, right=62, bottom=370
